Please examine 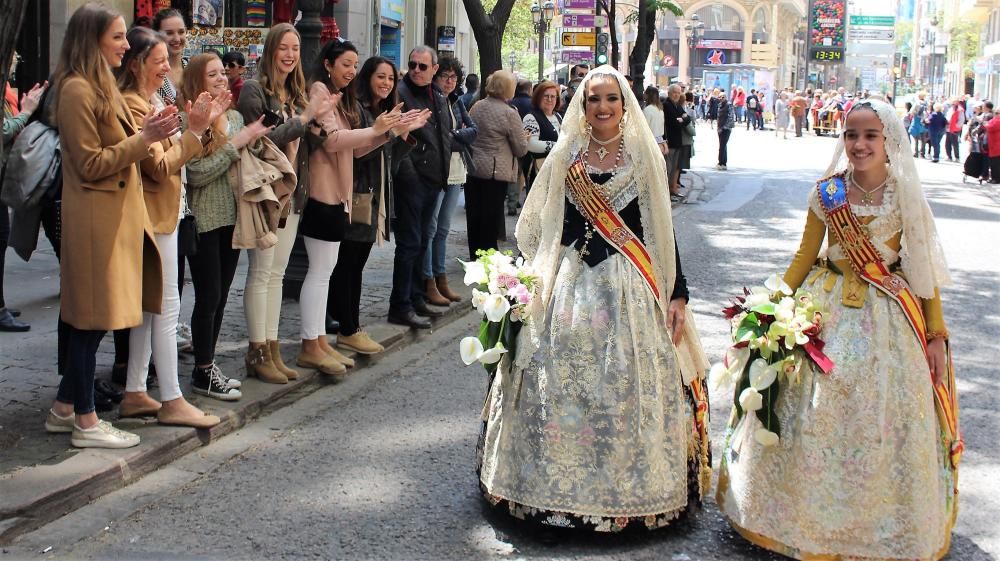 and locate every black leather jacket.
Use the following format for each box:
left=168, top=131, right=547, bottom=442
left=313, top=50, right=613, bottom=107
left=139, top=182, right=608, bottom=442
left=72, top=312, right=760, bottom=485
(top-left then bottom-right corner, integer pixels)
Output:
left=395, top=75, right=452, bottom=188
